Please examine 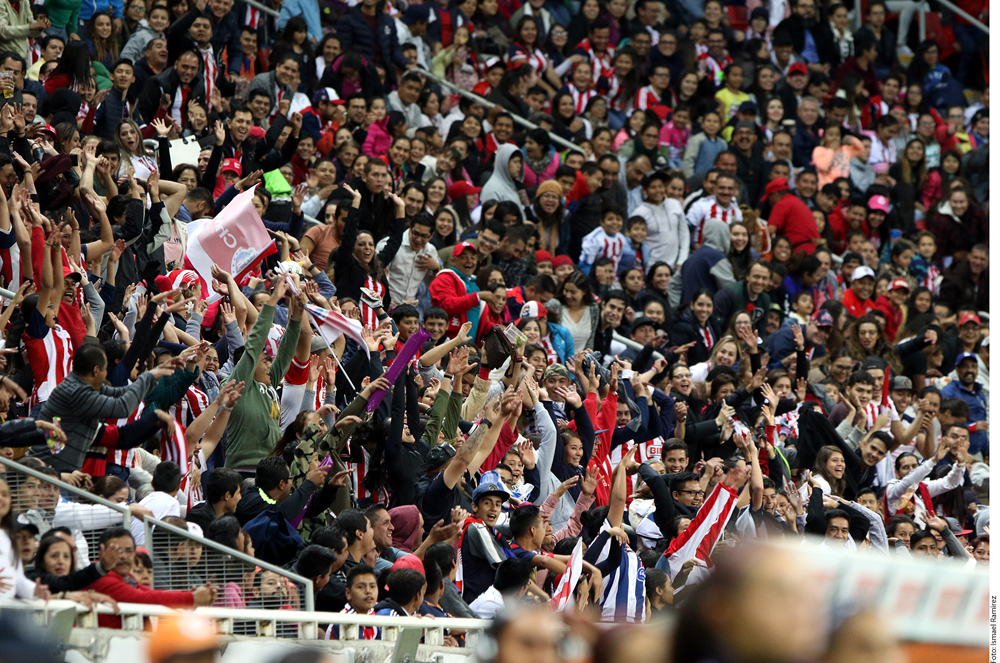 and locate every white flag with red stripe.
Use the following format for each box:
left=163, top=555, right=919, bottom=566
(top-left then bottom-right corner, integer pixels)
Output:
left=664, top=483, right=738, bottom=582
left=549, top=538, right=584, bottom=612
left=184, top=185, right=276, bottom=303
left=306, top=303, right=370, bottom=357
left=160, top=420, right=189, bottom=475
